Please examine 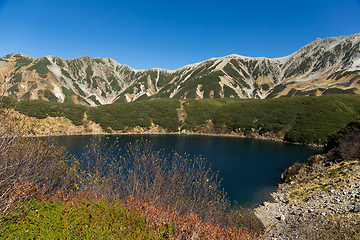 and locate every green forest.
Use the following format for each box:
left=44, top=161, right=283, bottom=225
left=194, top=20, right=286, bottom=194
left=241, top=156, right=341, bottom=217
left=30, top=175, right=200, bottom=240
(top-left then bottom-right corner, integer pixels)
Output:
left=9, top=94, right=360, bottom=145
